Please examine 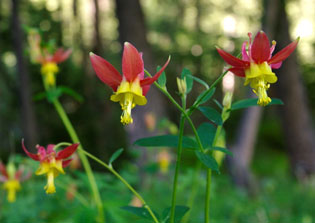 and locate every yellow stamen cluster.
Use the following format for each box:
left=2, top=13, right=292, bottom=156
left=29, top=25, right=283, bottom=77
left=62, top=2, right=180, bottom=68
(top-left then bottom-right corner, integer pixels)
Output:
left=3, top=179, right=21, bottom=203
left=35, top=157, right=65, bottom=194
left=110, top=79, right=147, bottom=125
left=244, top=62, right=277, bottom=106
left=41, top=62, right=59, bottom=87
